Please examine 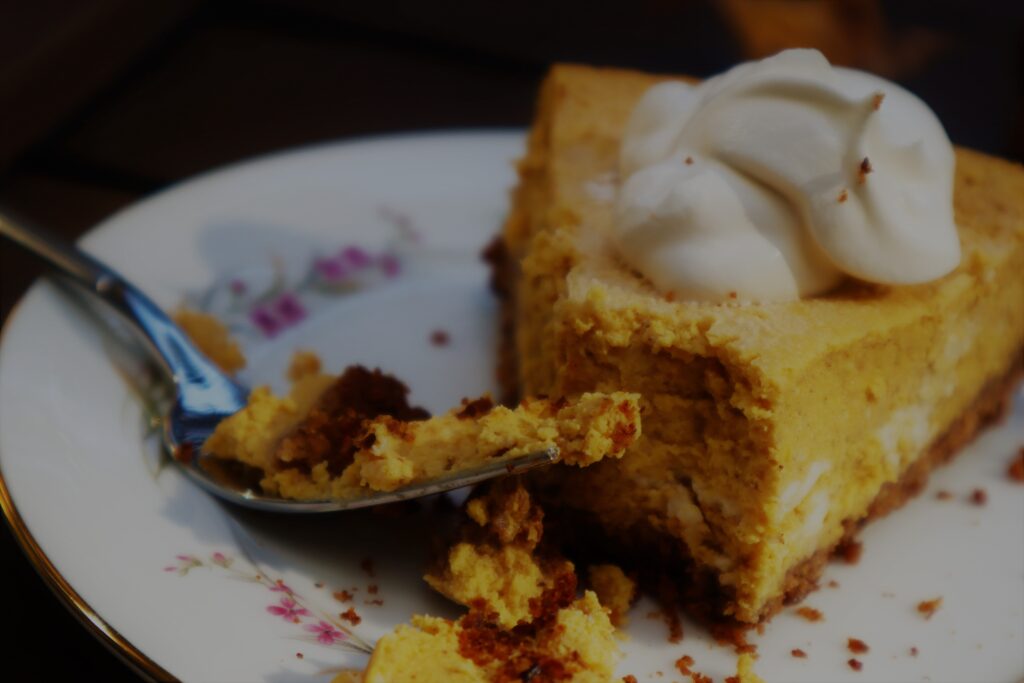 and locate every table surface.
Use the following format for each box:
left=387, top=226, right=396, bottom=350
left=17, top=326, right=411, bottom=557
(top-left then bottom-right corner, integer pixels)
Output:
left=1, top=2, right=1021, bottom=680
